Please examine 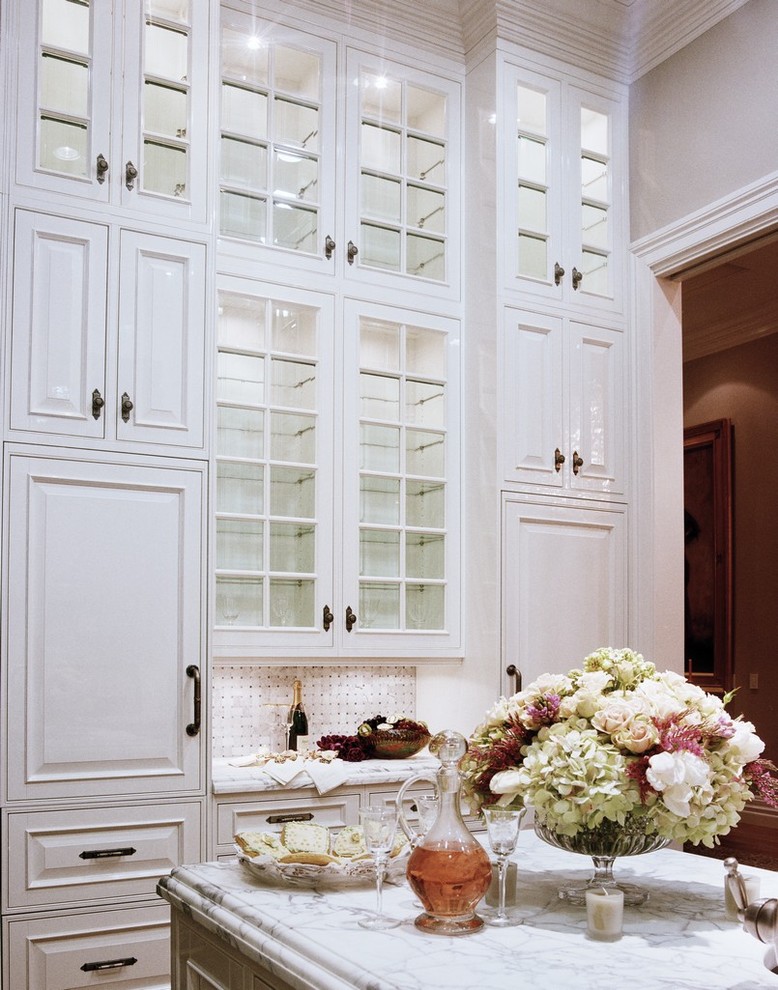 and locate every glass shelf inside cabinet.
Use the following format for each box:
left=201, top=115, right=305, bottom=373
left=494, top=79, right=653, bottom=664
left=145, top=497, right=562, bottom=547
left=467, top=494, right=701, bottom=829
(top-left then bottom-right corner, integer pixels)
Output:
left=215, top=290, right=321, bottom=630
left=515, top=83, right=550, bottom=283
left=357, top=317, right=447, bottom=631
left=579, top=106, right=611, bottom=297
